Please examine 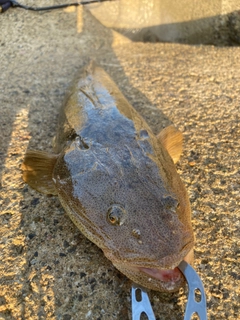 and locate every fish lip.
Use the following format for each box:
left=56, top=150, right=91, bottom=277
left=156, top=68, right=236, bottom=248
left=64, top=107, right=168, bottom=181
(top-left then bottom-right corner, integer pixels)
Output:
left=121, top=263, right=183, bottom=283
left=143, top=249, right=193, bottom=282
left=112, top=248, right=193, bottom=283
left=138, top=266, right=182, bottom=283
